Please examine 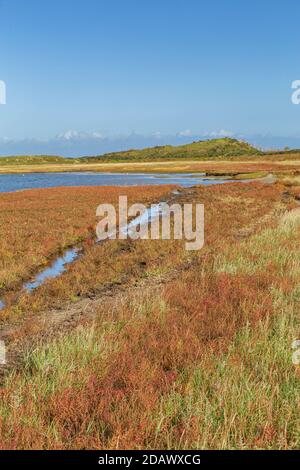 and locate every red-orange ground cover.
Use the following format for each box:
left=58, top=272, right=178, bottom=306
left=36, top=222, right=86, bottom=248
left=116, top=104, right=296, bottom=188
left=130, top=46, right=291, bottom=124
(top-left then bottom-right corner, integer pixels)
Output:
left=0, top=185, right=175, bottom=294
left=0, top=181, right=299, bottom=449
